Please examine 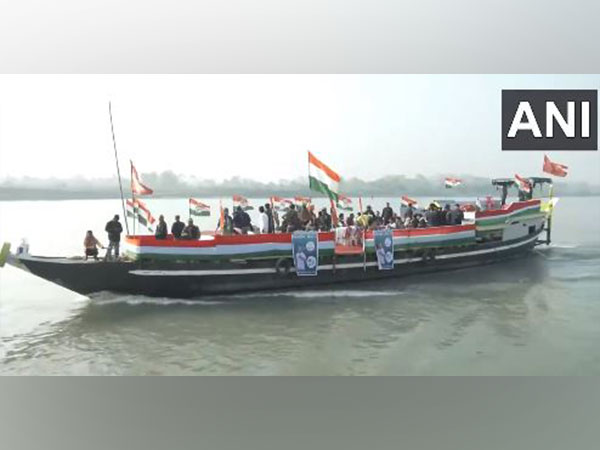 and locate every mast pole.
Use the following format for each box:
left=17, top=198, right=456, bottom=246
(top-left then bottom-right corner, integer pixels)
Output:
left=108, top=102, right=130, bottom=235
